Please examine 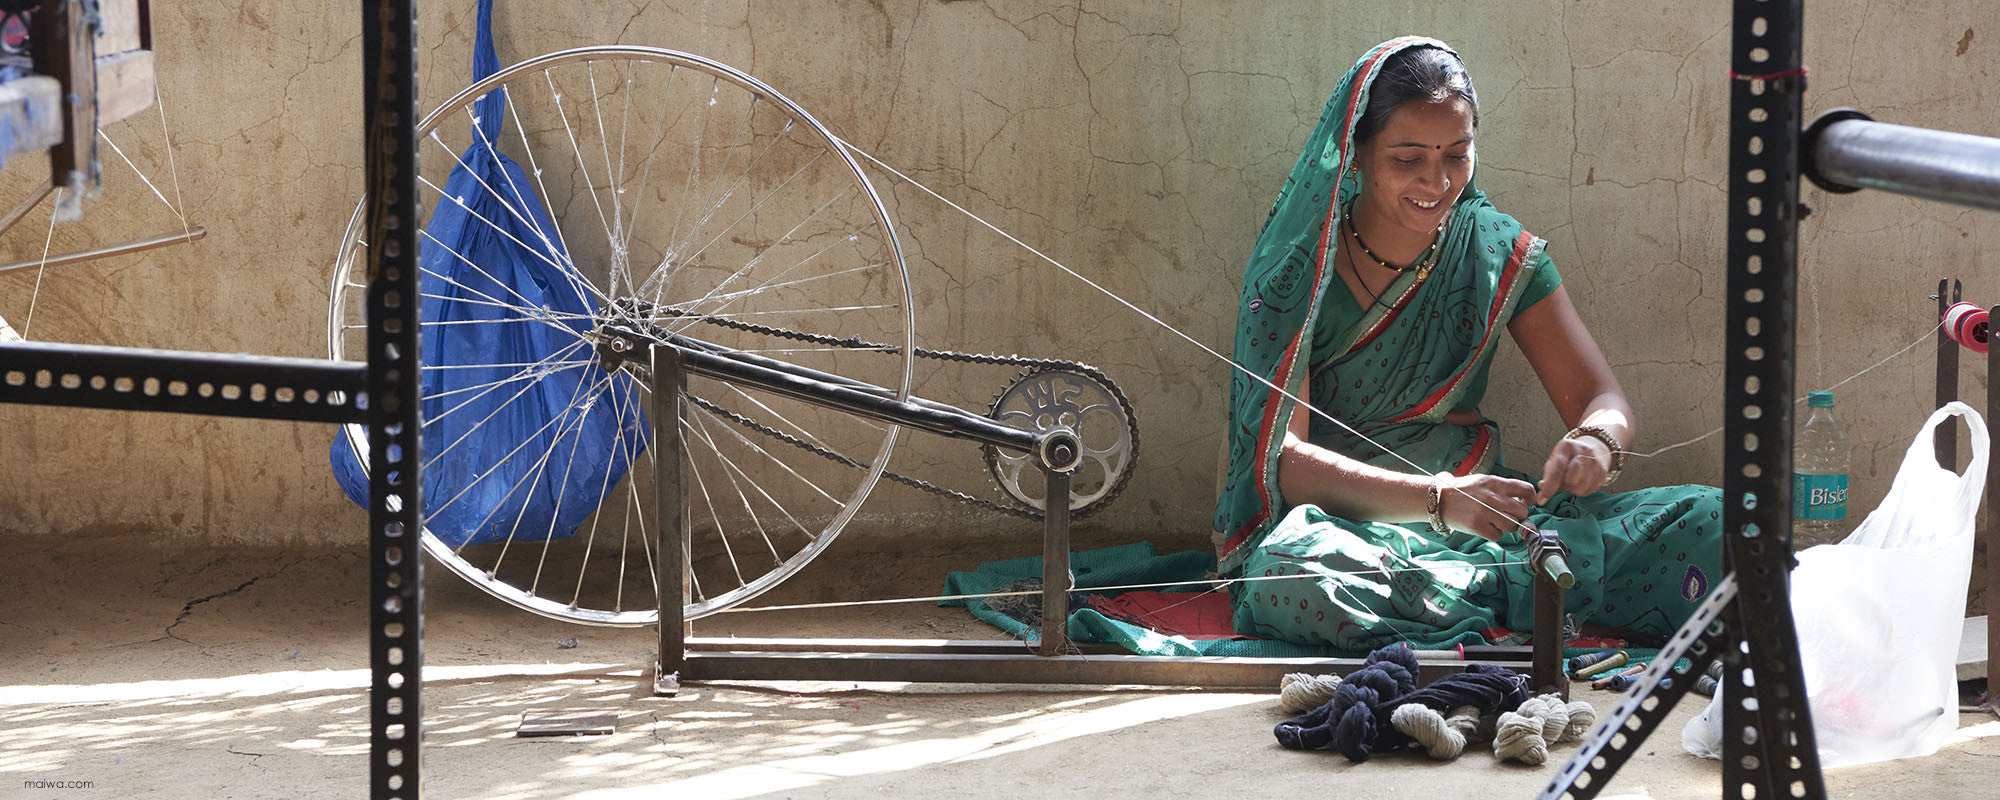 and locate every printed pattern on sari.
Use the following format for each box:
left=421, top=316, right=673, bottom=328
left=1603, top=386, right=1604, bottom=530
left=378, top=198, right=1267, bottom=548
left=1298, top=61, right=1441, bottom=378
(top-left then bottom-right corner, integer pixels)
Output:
left=1385, top=231, right=1540, bottom=424
left=1214, top=37, right=1726, bottom=651
left=1216, top=36, right=1454, bottom=567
